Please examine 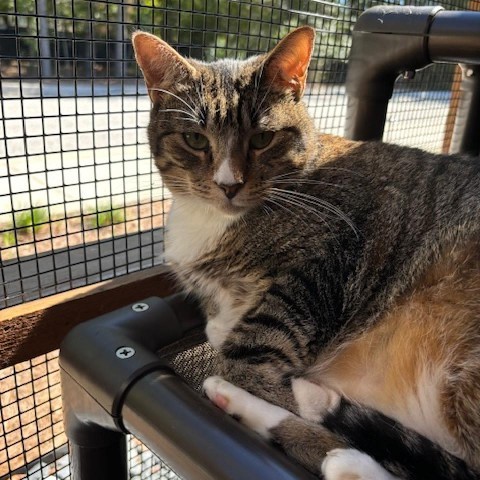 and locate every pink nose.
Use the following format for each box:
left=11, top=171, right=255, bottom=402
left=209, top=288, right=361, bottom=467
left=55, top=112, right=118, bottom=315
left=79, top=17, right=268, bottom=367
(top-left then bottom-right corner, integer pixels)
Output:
left=218, top=183, right=242, bottom=199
